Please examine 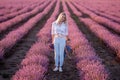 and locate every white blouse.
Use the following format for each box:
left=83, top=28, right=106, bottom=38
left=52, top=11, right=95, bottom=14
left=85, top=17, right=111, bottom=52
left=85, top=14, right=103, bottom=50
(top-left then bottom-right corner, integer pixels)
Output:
left=51, top=21, right=68, bottom=36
